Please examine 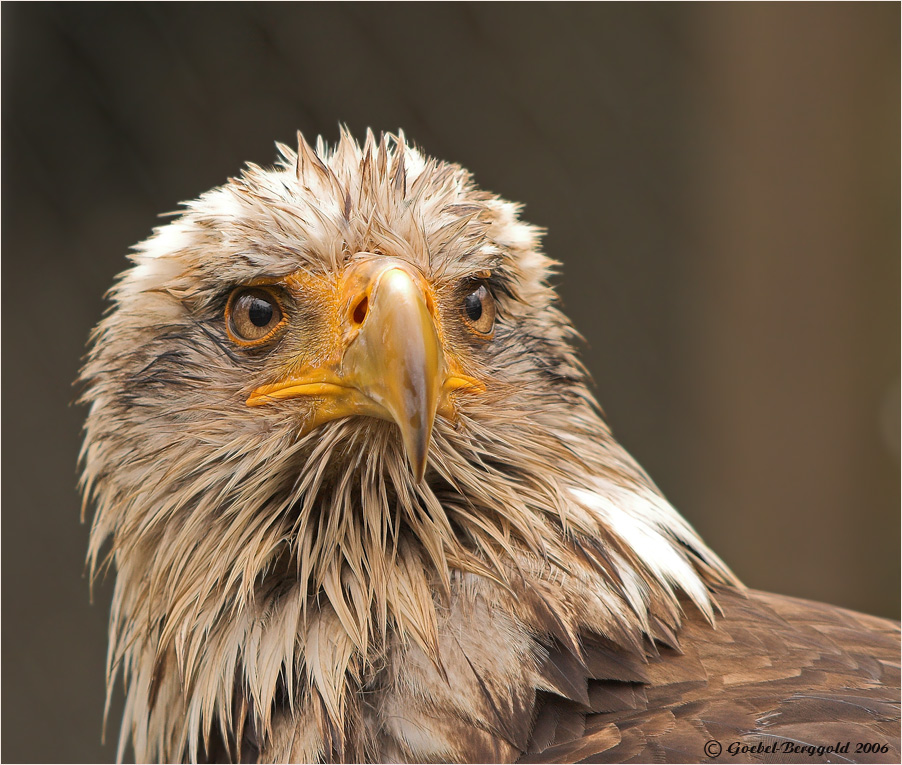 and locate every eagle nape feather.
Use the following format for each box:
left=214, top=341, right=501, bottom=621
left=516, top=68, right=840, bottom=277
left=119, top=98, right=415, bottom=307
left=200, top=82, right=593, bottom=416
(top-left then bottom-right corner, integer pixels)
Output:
left=78, top=129, right=900, bottom=764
